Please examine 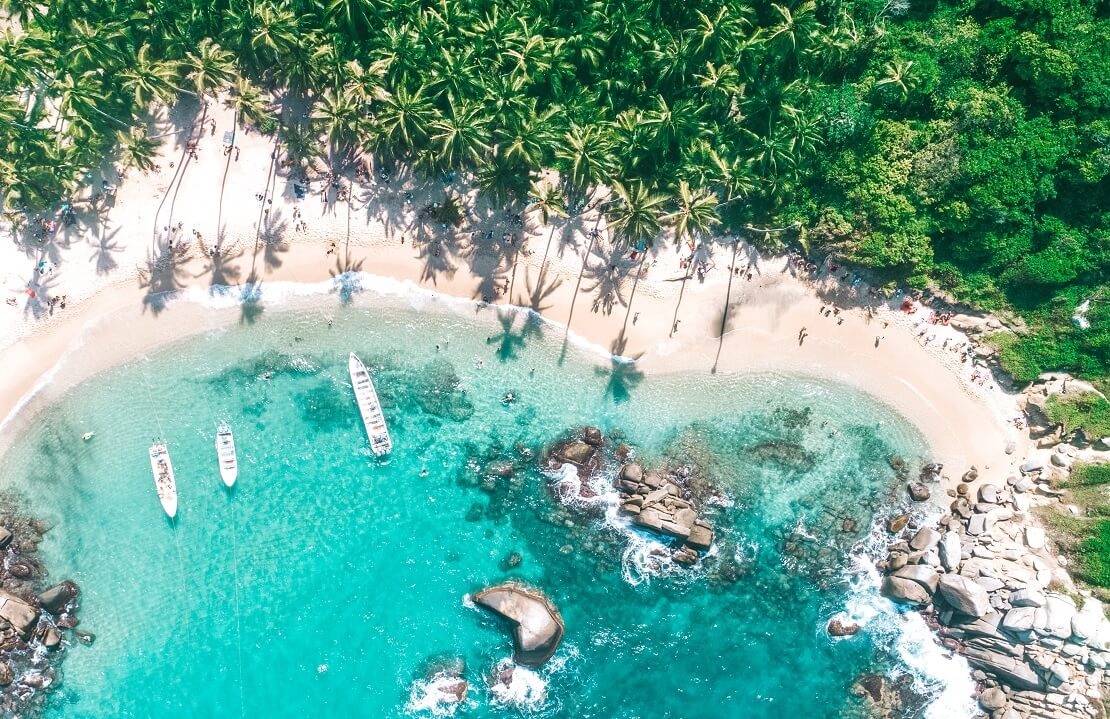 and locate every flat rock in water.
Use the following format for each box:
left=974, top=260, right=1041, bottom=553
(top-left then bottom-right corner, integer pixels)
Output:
left=686, top=525, right=713, bottom=551
left=908, top=482, right=930, bottom=501
left=473, top=583, right=564, bottom=666
left=557, top=441, right=594, bottom=466
left=937, top=575, right=991, bottom=618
